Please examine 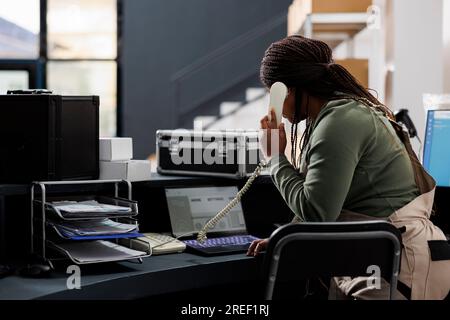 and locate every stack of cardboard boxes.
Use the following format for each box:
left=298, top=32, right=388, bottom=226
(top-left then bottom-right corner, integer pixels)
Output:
left=99, top=138, right=152, bottom=181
